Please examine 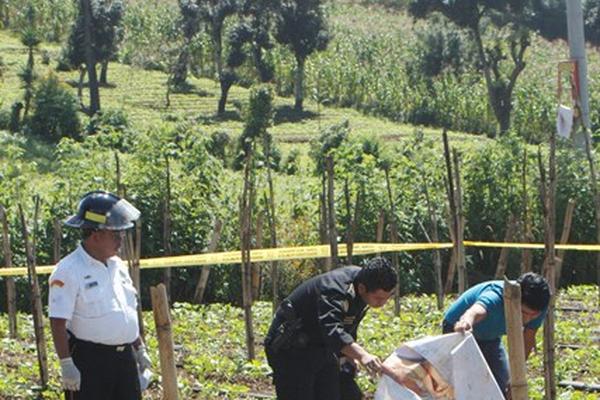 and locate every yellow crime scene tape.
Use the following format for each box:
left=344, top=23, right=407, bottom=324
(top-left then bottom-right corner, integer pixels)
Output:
left=1, top=241, right=599, bottom=277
